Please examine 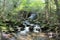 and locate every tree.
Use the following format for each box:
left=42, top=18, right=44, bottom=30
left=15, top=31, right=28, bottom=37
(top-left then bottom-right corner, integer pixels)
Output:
left=54, top=0, right=60, bottom=22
